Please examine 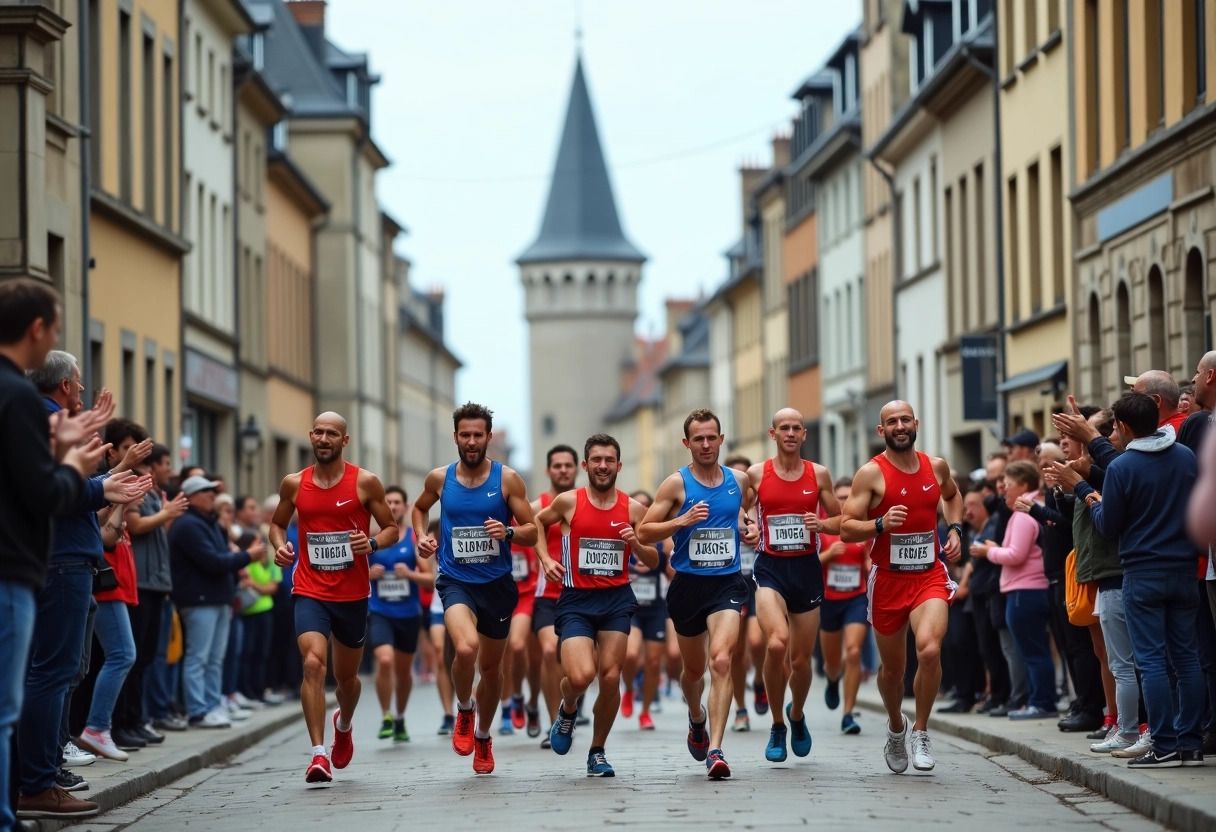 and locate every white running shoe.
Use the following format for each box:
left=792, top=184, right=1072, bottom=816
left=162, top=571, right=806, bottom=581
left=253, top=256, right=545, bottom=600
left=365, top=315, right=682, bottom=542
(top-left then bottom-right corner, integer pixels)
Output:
left=1111, top=731, right=1152, bottom=759
left=884, top=712, right=910, bottom=773
left=198, top=708, right=232, bottom=728
left=1090, top=732, right=1137, bottom=753
left=76, top=729, right=130, bottom=762
left=261, top=689, right=286, bottom=706
left=62, top=741, right=96, bottom=767
left=231, top=691, right=262, bottom=709
left=910, top=730, right=935, bottom=771
left=223, top=698, right=252, bottom=720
